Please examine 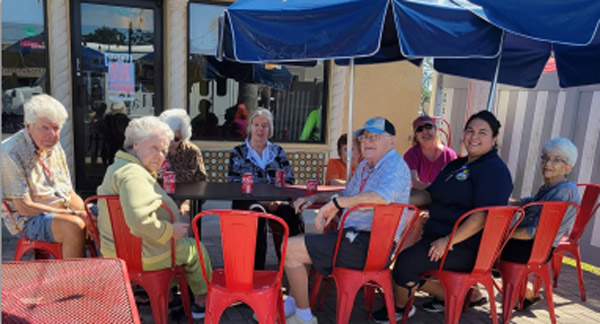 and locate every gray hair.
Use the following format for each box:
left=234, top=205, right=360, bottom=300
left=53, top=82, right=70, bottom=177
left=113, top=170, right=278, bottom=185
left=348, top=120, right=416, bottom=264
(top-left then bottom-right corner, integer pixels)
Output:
left=123, top=116, right=174, bottom=152
left=246, top=108, right=274, bottom=138
left=23, top=94, right=69, bottom=126
left=542, top=137, right=578, bottom=166
left=159, top=108, right=192, bottom=142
